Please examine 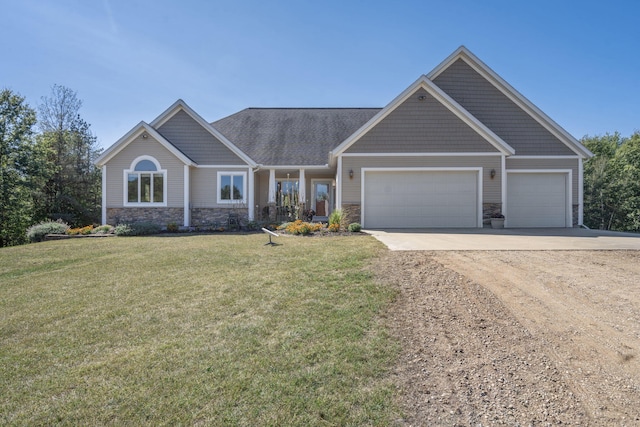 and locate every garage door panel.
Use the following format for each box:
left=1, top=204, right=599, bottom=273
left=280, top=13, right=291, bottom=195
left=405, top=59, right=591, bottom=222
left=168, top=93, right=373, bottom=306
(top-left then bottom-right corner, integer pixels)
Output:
left=507, top=173, right=568, bottom=228
left=364, top=170, right=478, bottom=228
